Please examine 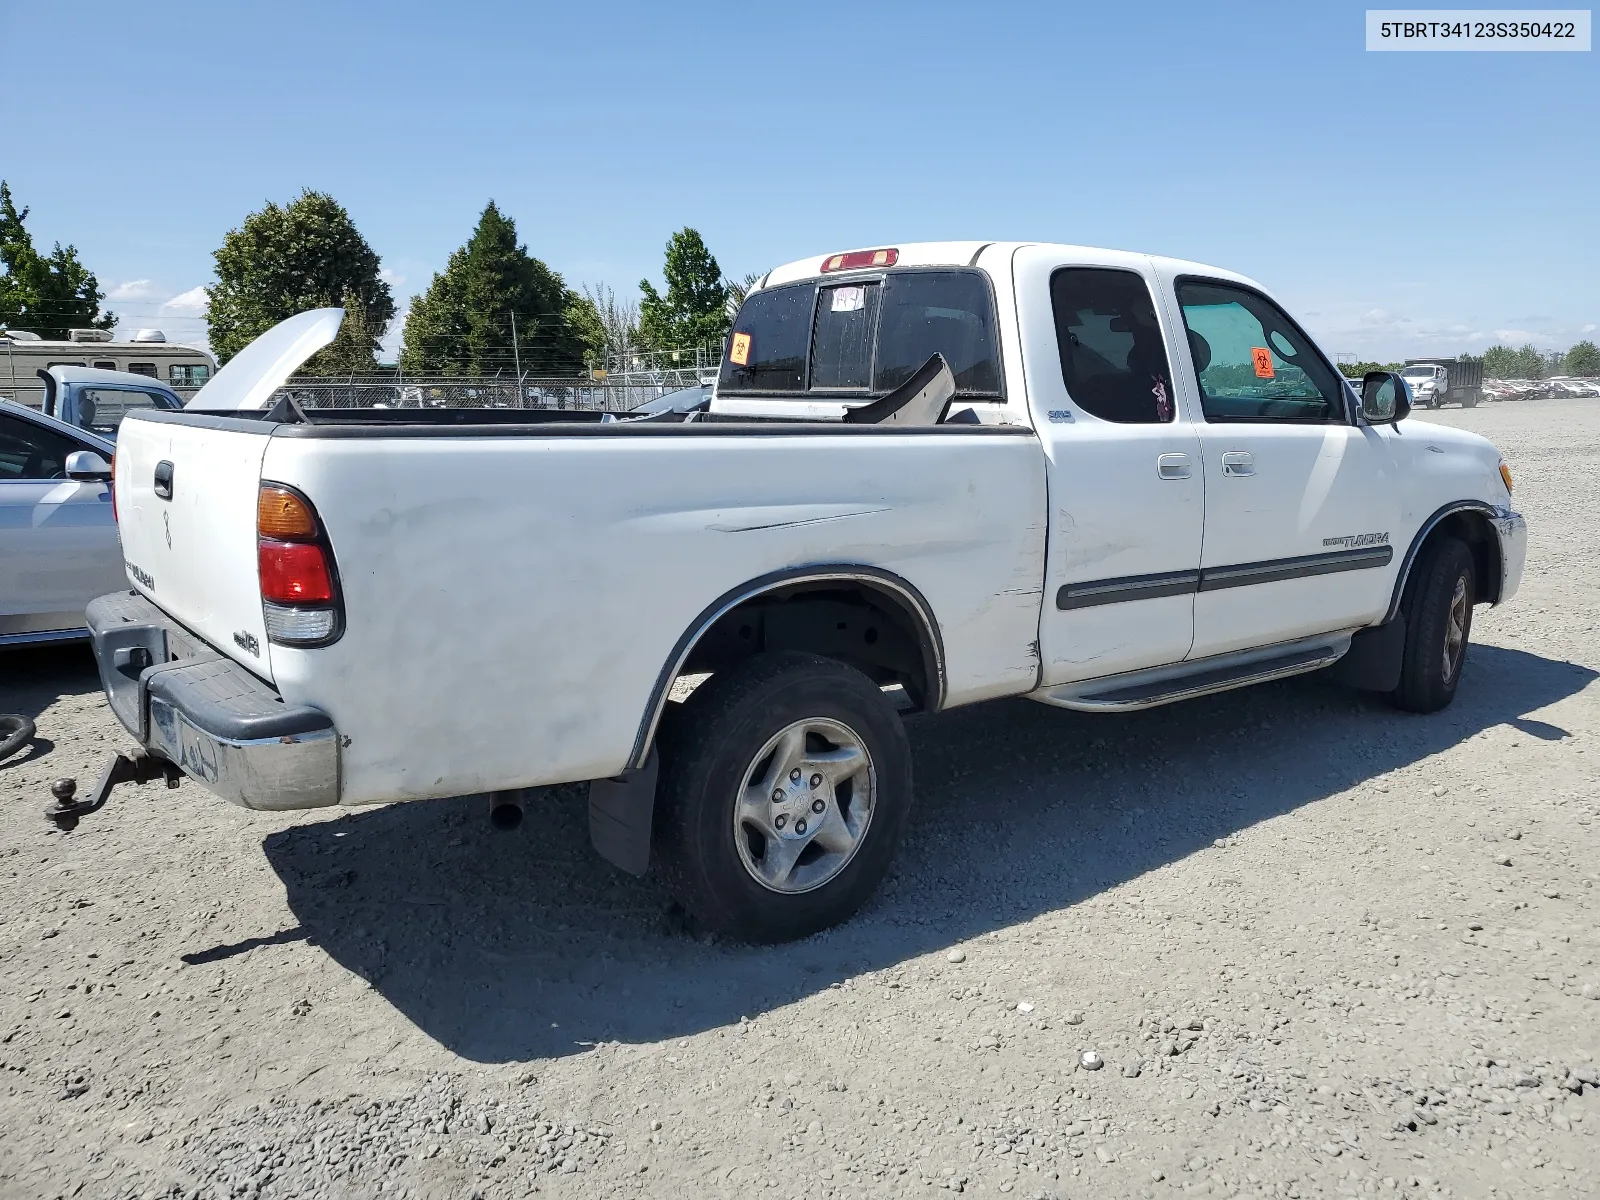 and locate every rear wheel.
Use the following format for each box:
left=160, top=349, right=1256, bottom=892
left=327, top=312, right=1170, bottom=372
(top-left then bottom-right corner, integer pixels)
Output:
left=1392, top=536, right=1475, bottom=713
left=654, top=652, right=914, bottom=943
left=1462, top=392, right=1478, bottom=409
